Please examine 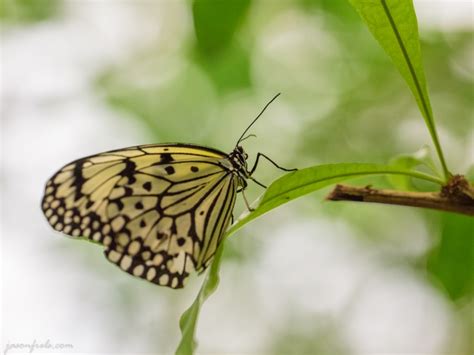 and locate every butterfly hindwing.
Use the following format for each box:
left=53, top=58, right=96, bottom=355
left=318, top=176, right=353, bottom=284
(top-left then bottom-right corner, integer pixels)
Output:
left=41, top=144, right=239, bottom=288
